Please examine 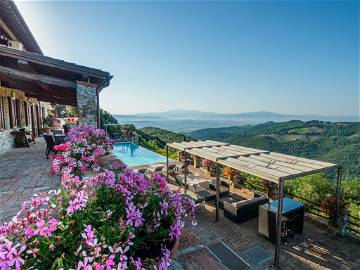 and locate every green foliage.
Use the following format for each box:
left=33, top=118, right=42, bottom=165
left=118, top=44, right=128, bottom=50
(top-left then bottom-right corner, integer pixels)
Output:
left=137, top=127, right=192, bottom=158
left=50, top=104, right=78, bottom=118
left=42, top=114, right=53, bottom=127
left=285, top=173, right=335, bottom=204
left=100, top=109, right=118, bottom=128
left=139, top=127, right=191, bottom=144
